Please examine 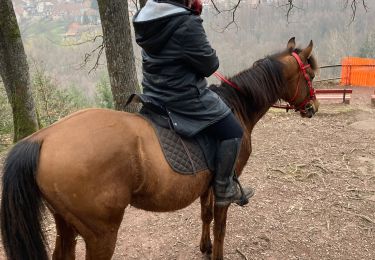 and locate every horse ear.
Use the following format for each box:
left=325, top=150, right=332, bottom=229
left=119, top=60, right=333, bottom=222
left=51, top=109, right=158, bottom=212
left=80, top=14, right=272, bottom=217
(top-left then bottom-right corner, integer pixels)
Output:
left=287, top=37, right=296, bottom=51
left=301, top=40, right=313, bottom=59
